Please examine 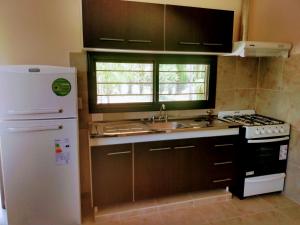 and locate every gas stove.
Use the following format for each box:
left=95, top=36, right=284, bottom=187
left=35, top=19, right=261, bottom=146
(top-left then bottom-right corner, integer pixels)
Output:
left=219, top=110, right=290, bottom=198
left=218, top=110, right=290, bottom=139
